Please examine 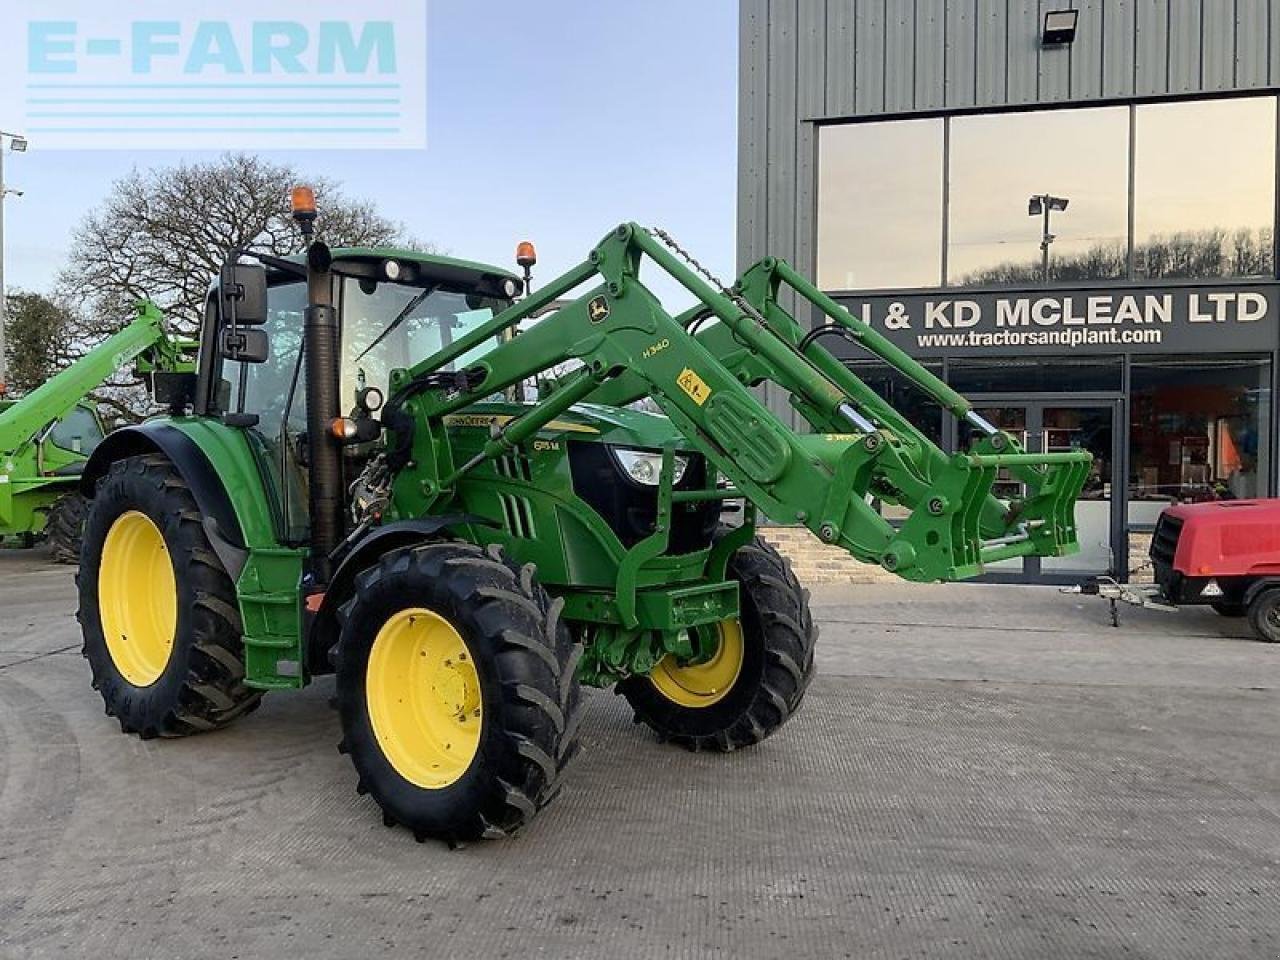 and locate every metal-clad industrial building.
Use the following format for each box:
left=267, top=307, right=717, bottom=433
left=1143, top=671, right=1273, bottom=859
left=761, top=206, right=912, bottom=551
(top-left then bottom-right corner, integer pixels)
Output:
left=739, top=1, right=1280, bottom=582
